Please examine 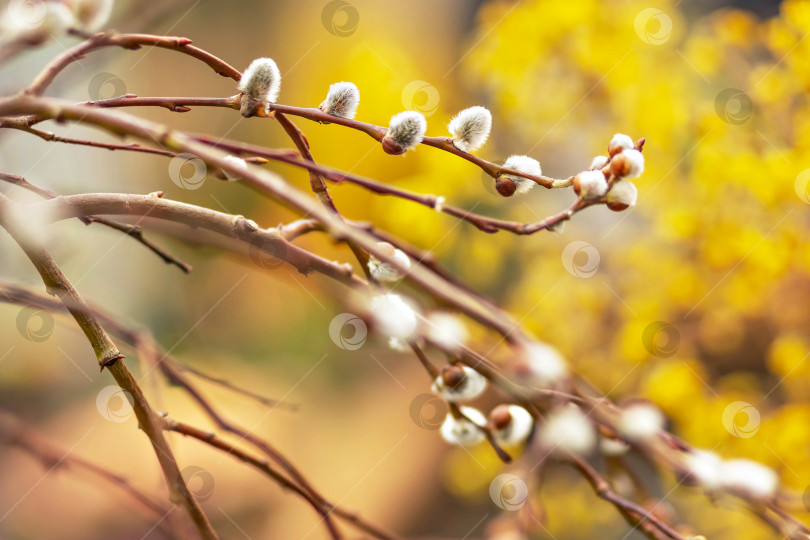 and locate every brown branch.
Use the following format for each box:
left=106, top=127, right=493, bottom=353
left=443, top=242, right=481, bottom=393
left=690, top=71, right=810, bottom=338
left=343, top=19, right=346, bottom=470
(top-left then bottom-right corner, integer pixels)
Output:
left=0, top=95, right=532, bottom=342
left=0, top=193, right=219, bottom=539
left=0, top=172, right=192, bottom=272
left=3, top=122, right=181, bottom=158
left=26, top=33, right=241, bottom=96
left=171, top=361, right=298, bottom=411
left=272, top=111, right=375, bottom=280
left=0, top=408, right=180, bottom=539
left=26, top=192, right=362, bottom=287
left=0, top=281, right=393, bottom=540
left=569, top=455, right=685, bottom=540
left=266, top=103, right=566, bottom=188
left=166, top=419, right=399, bottom=540
left=193, top=136, right=591, bottom=235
